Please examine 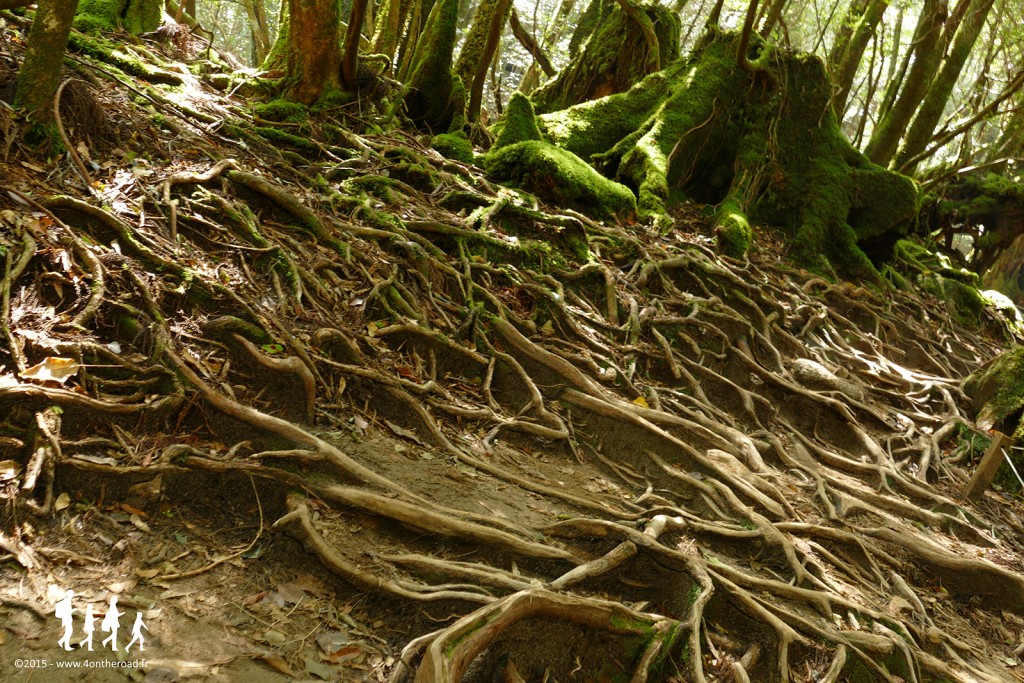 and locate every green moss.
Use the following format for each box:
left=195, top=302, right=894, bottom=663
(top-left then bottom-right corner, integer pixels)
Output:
left=254, top=127, right=318, bottom=153
left=431, top=131, right=475, bottom=163
left=74, top=0, right=120, bottom=33
left=484, top=140, right=636, bottom=220
left=253, top=100, right=308, bottom=123
left=405, top=0, right=461, bottom=131
left=492, top=93, right=542, bottom=150
left=66, top=32, right=182, bottom=84
left=714, top=197, right=752, bottom=258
